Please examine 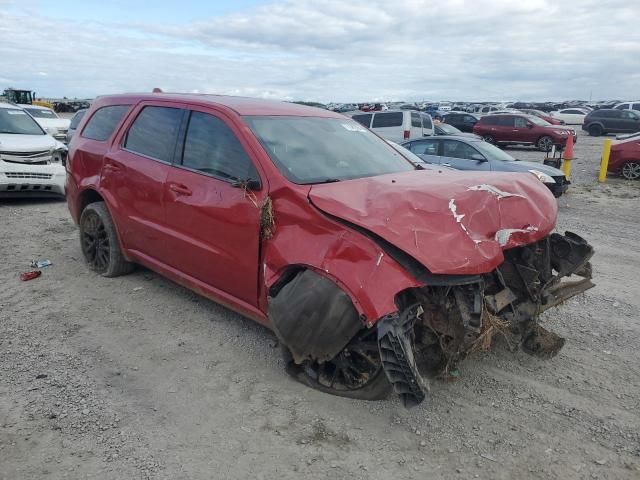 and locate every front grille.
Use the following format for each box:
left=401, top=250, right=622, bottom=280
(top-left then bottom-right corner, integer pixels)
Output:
left=0, top=150, right=50, bottom=158
left=4, top=172, right=53, bottom=180
left=553, top=176, right=569, bottom=185
left=2, top=159, right=49, bottom=165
